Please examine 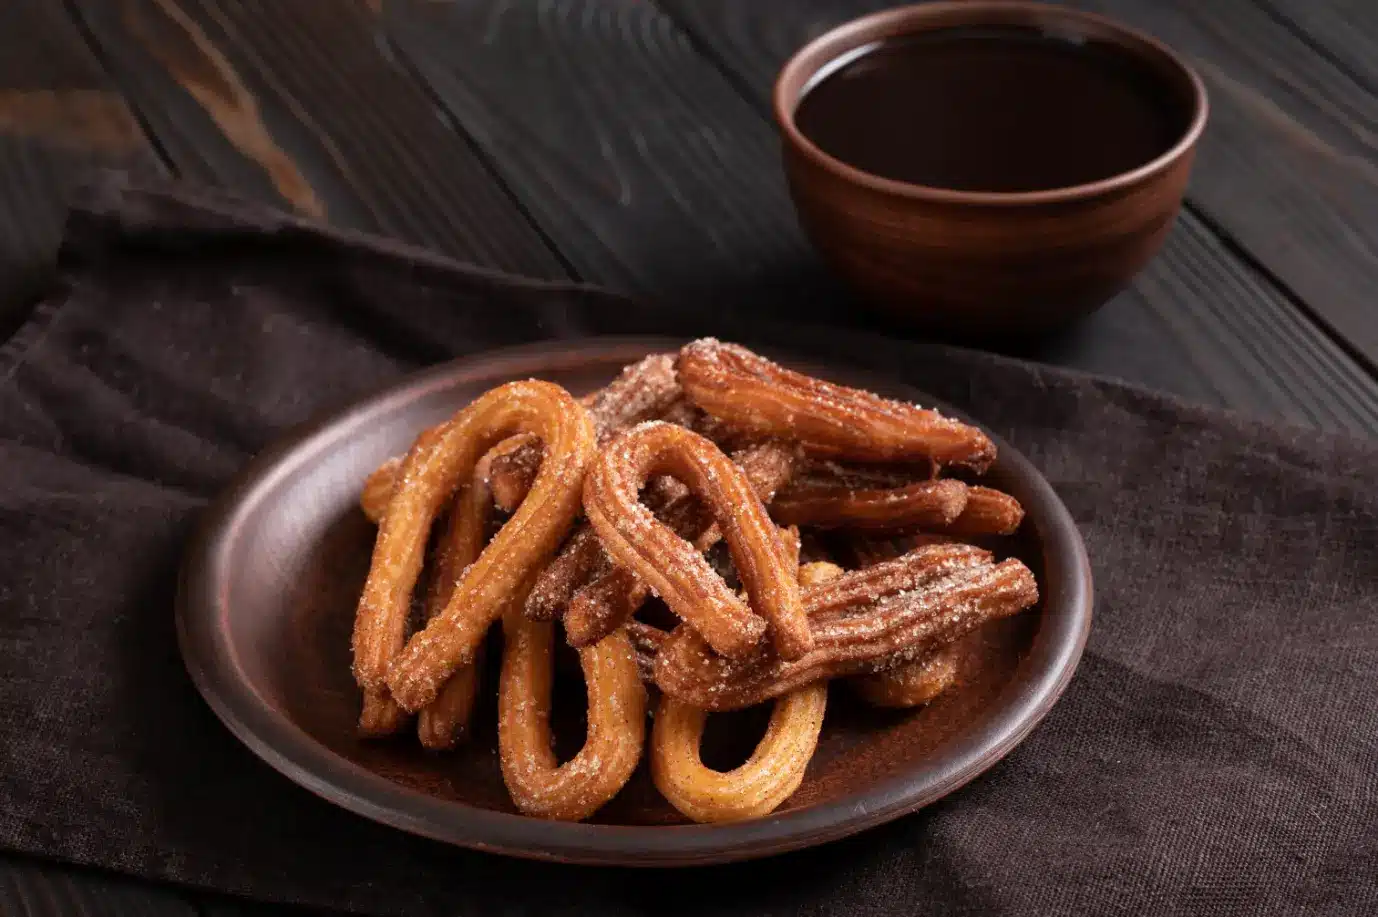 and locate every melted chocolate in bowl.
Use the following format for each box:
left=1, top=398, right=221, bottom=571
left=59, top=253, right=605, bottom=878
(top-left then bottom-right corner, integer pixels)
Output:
left=793, top=25, right=1193, bottom=193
